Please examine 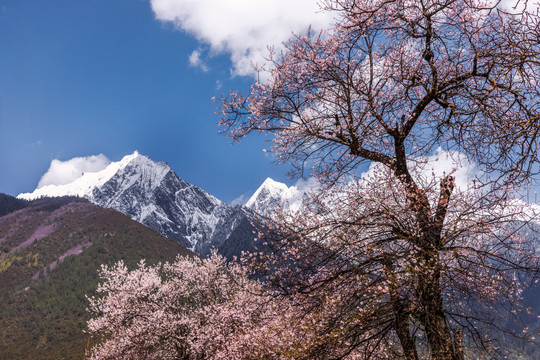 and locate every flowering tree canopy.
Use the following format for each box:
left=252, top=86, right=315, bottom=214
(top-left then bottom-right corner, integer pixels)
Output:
left=221, top=0, right=539, bottom=185
left=219, top=0, right=540, bottom=359
left=86, top=254, right=299, bottom=359
left=86, top=253, right=399, bottom=359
